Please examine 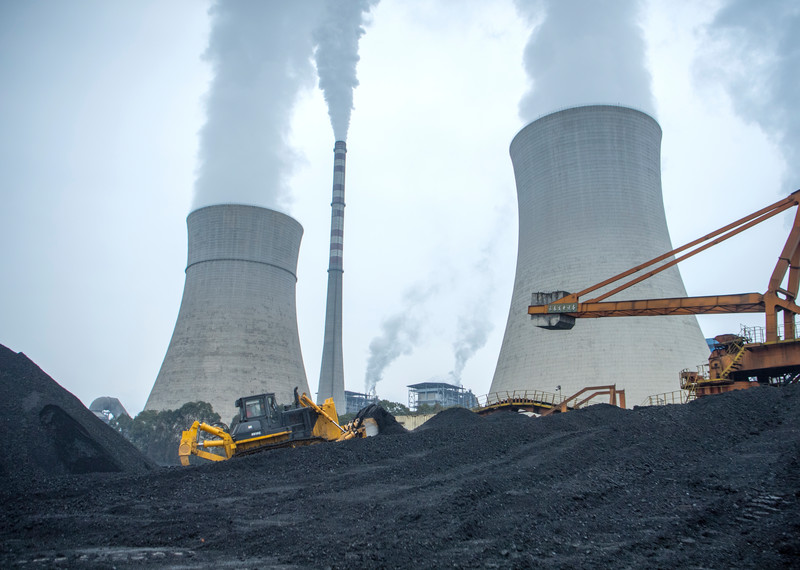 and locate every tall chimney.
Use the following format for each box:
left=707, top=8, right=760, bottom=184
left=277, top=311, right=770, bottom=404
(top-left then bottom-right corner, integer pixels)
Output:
left=491, top=106, right=709, bottom=406
left=317, top=141, right=347, bottom=411
left=146, top=205, right=309, bottom=422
